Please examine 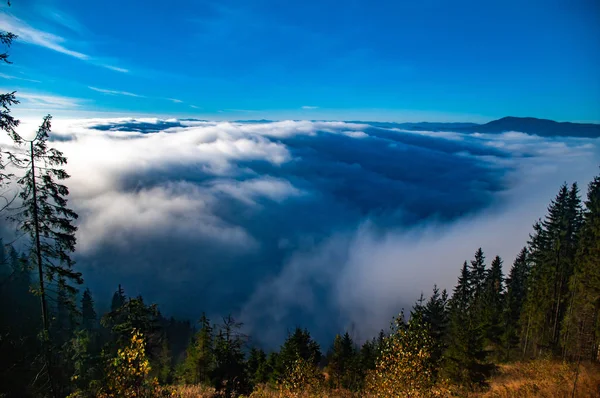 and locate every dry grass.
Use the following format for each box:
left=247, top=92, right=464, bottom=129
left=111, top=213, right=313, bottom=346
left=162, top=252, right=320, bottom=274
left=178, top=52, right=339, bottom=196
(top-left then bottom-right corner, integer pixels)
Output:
left=478, top=360, right=600, bottom=398
left=174, top=360, right=600, bottom=397
left=176, top=384, right=218, bottom=398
